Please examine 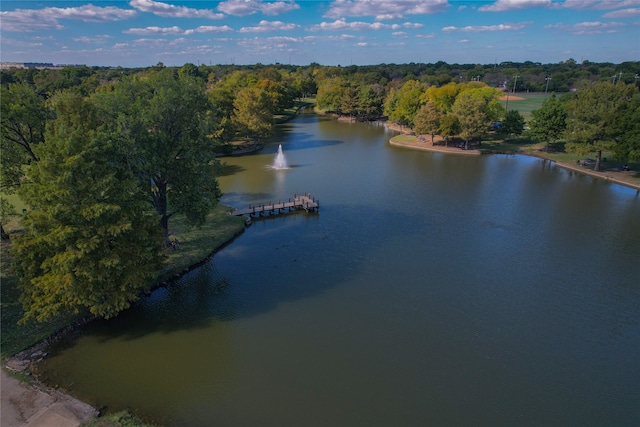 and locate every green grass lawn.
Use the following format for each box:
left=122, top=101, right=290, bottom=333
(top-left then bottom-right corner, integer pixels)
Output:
left=158, top=204, right=246, bottom=282
left=500, top=92, right=550, bottom=121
